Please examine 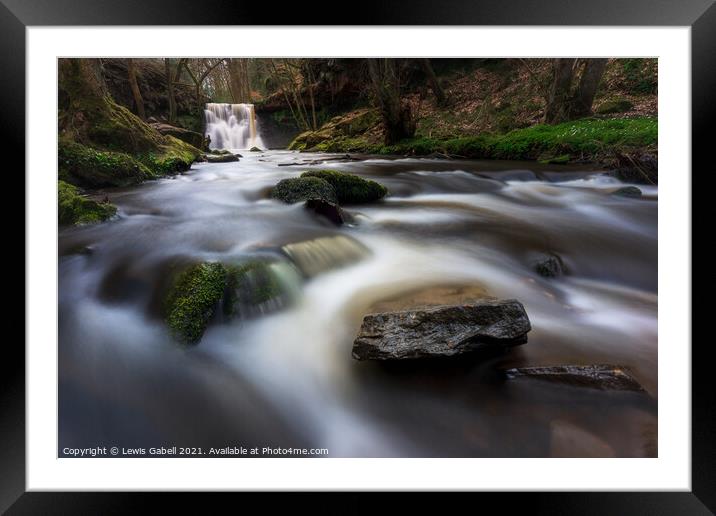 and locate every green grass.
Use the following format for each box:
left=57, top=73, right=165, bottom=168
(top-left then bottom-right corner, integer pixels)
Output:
left=376, top=117, right=657, bottom=161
